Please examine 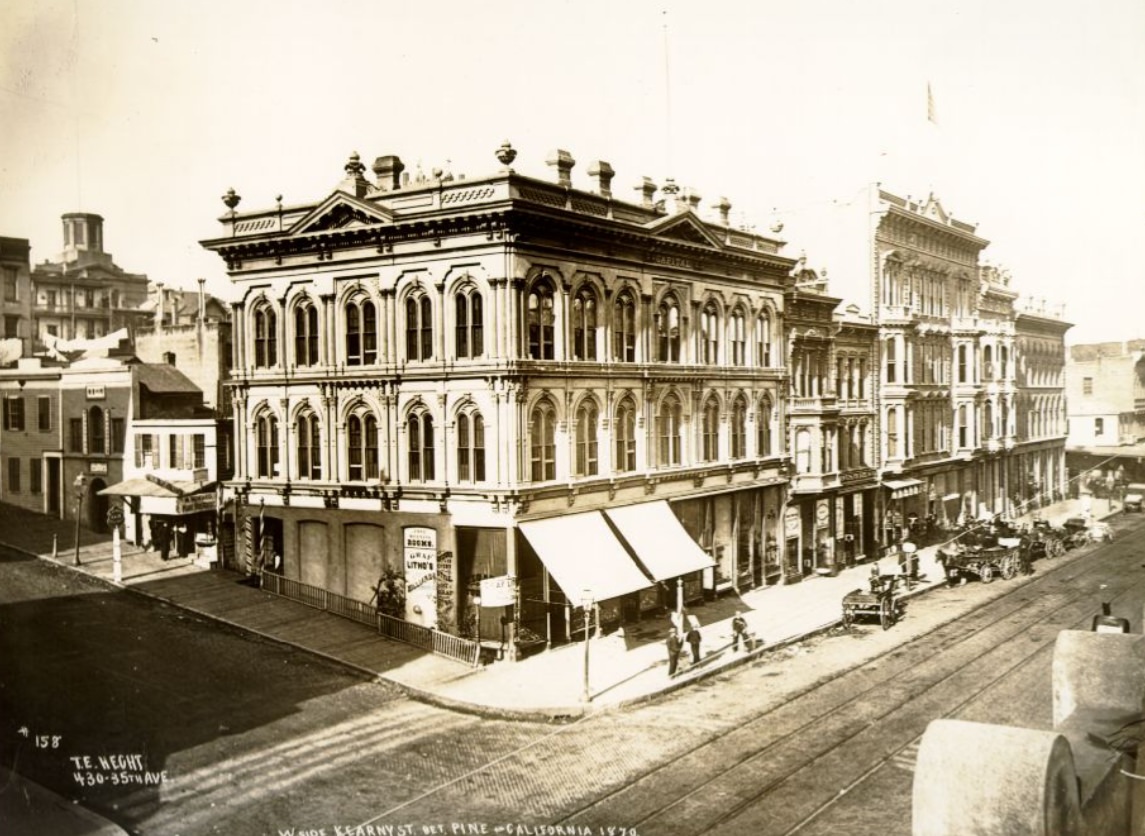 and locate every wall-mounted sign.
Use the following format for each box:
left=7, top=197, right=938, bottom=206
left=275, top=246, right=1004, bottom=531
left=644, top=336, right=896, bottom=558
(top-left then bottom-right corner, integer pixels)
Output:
left=815, top=500, right=830, bottom=527
left=403, top=526, right=437, bottom=628
left=86, top=385, right=106, bottom=400
left=479, top=575, right=516, bottom=608
left=176, top=492, right=216, bottom=515
left=89, top=462, right=108, bottom=474
left=784, top=506, right=801, bottom=537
